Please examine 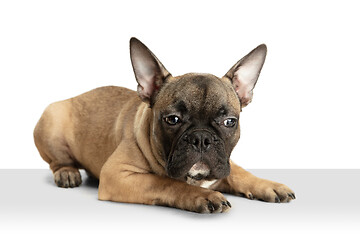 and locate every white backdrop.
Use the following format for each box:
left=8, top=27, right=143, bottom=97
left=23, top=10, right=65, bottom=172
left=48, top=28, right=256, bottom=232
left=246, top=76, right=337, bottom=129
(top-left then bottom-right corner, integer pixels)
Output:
left=1, top=0, right=359, bottom=169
